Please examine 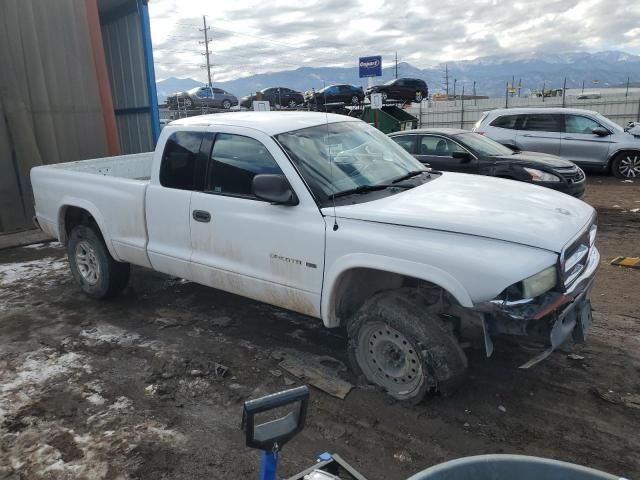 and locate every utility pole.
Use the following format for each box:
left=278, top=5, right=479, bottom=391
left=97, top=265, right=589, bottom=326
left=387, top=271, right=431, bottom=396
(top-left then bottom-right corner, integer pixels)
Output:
left=200, top=15, right=213, bottom=87
left=453, top=78, right=457, bottom=102
left=626, top=76, right=630, bottom=97
left=505, top=81, right=509, bottom=108
left=395, top=51, right=398, bottom=79
left=542, top=81, right=545, bottom=103
left=443, top=64, right=449, bottom=97
left=473, top=80, right=477, bottom=106
left=460, top=85, right=465, bottom=128
left=517, top=78, right=522, bottom=97
left=562, top=77, right=567, bottom=108
left=581, top=80, right=585, bottom=93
